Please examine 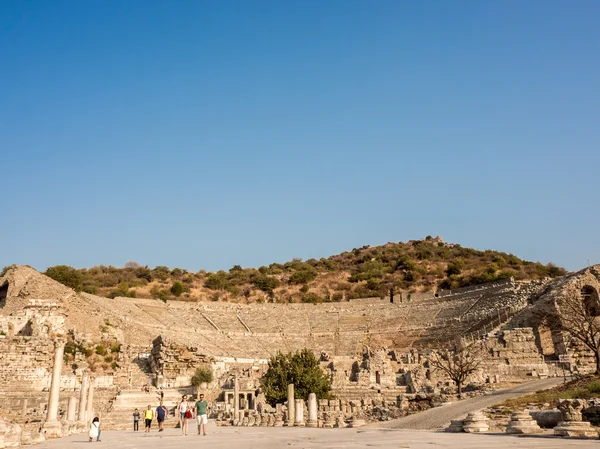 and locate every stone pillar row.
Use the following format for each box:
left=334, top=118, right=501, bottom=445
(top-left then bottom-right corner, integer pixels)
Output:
left=42, top=339, right=66, bottom=438
left=39, top=339, right=94, bottom=441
